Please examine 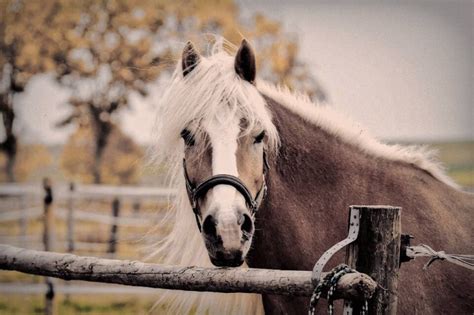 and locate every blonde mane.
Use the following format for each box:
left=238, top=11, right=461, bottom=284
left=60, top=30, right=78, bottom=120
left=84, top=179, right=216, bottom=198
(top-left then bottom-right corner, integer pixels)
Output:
left=147, top=41, right=457, bottom=314
left=146, top=42, right=276, bottom=315
left=256, top=81, right=458, bottom=189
